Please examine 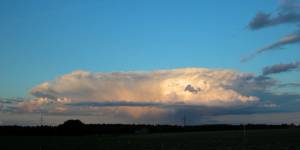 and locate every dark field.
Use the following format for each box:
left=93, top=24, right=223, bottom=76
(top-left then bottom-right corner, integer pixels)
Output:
left=1, top=129, right=300, bottom=150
